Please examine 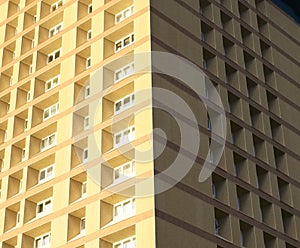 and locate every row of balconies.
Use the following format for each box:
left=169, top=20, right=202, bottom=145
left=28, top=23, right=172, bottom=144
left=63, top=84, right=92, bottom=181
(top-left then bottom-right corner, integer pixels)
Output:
left=3, top=221, right=136, bottom=248
left=3, top=0, right=134, bottom=68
